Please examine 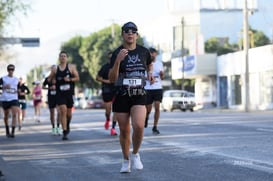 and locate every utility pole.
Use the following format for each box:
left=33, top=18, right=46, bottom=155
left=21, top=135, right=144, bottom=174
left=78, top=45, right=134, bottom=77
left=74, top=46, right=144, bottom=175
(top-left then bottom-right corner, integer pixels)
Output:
left=243, top=0, right=250, bottom=112
left=181, top=17, right=185, bottom=90
left=111, top=20, right=115, bottom=38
